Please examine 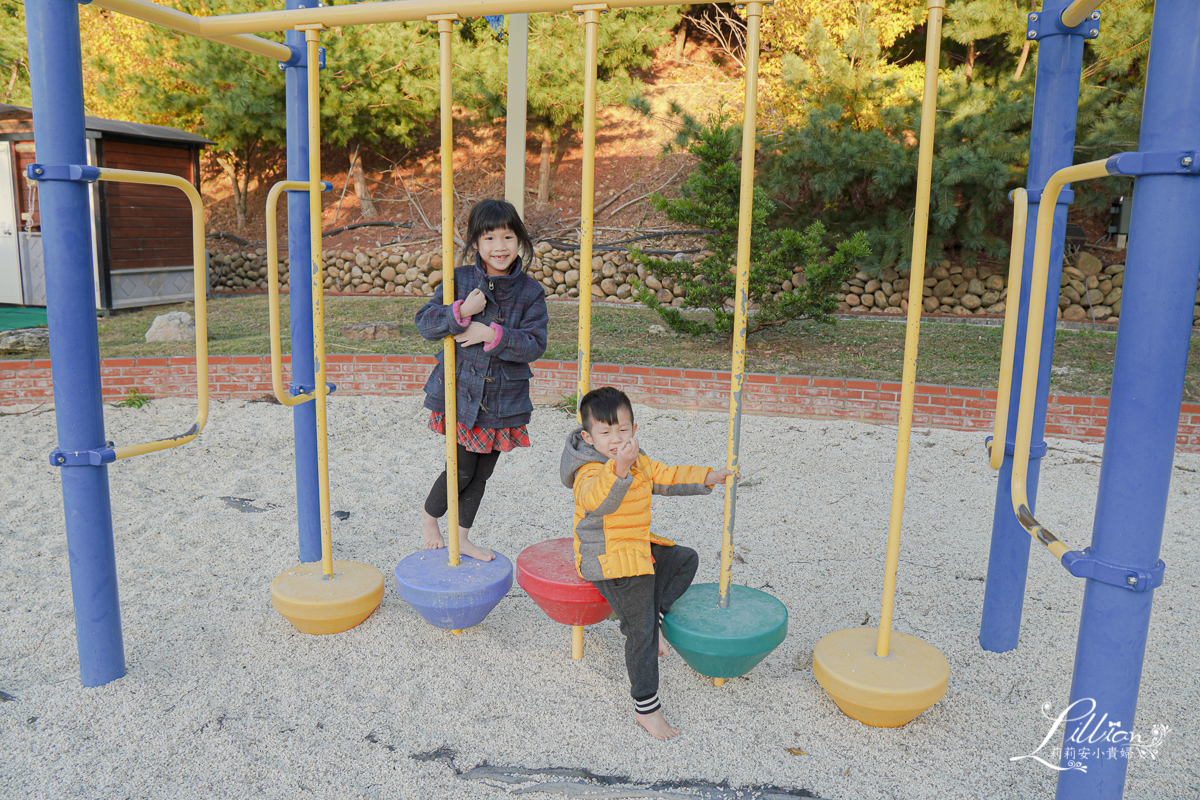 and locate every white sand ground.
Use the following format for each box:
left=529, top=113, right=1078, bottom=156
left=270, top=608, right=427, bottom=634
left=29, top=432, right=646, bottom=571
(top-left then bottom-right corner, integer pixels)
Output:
left=1, top=395, right=1196, bottom=800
